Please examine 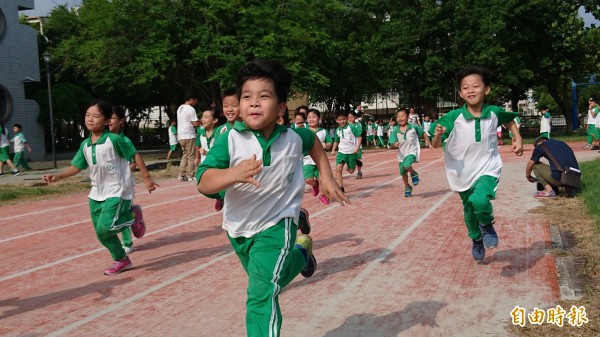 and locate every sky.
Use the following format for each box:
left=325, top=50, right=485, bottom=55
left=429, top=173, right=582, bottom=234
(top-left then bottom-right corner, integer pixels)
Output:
left=20, top=0, right=600, bottom=27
